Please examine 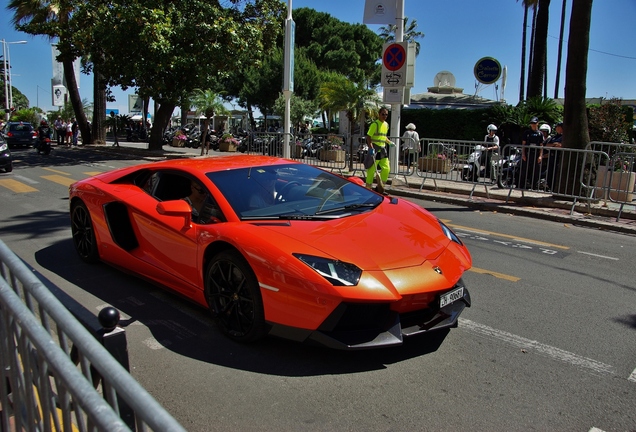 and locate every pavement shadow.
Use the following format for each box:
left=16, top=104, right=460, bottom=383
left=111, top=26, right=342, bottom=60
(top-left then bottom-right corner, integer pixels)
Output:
left=34, top=238, right=452, bottom=377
